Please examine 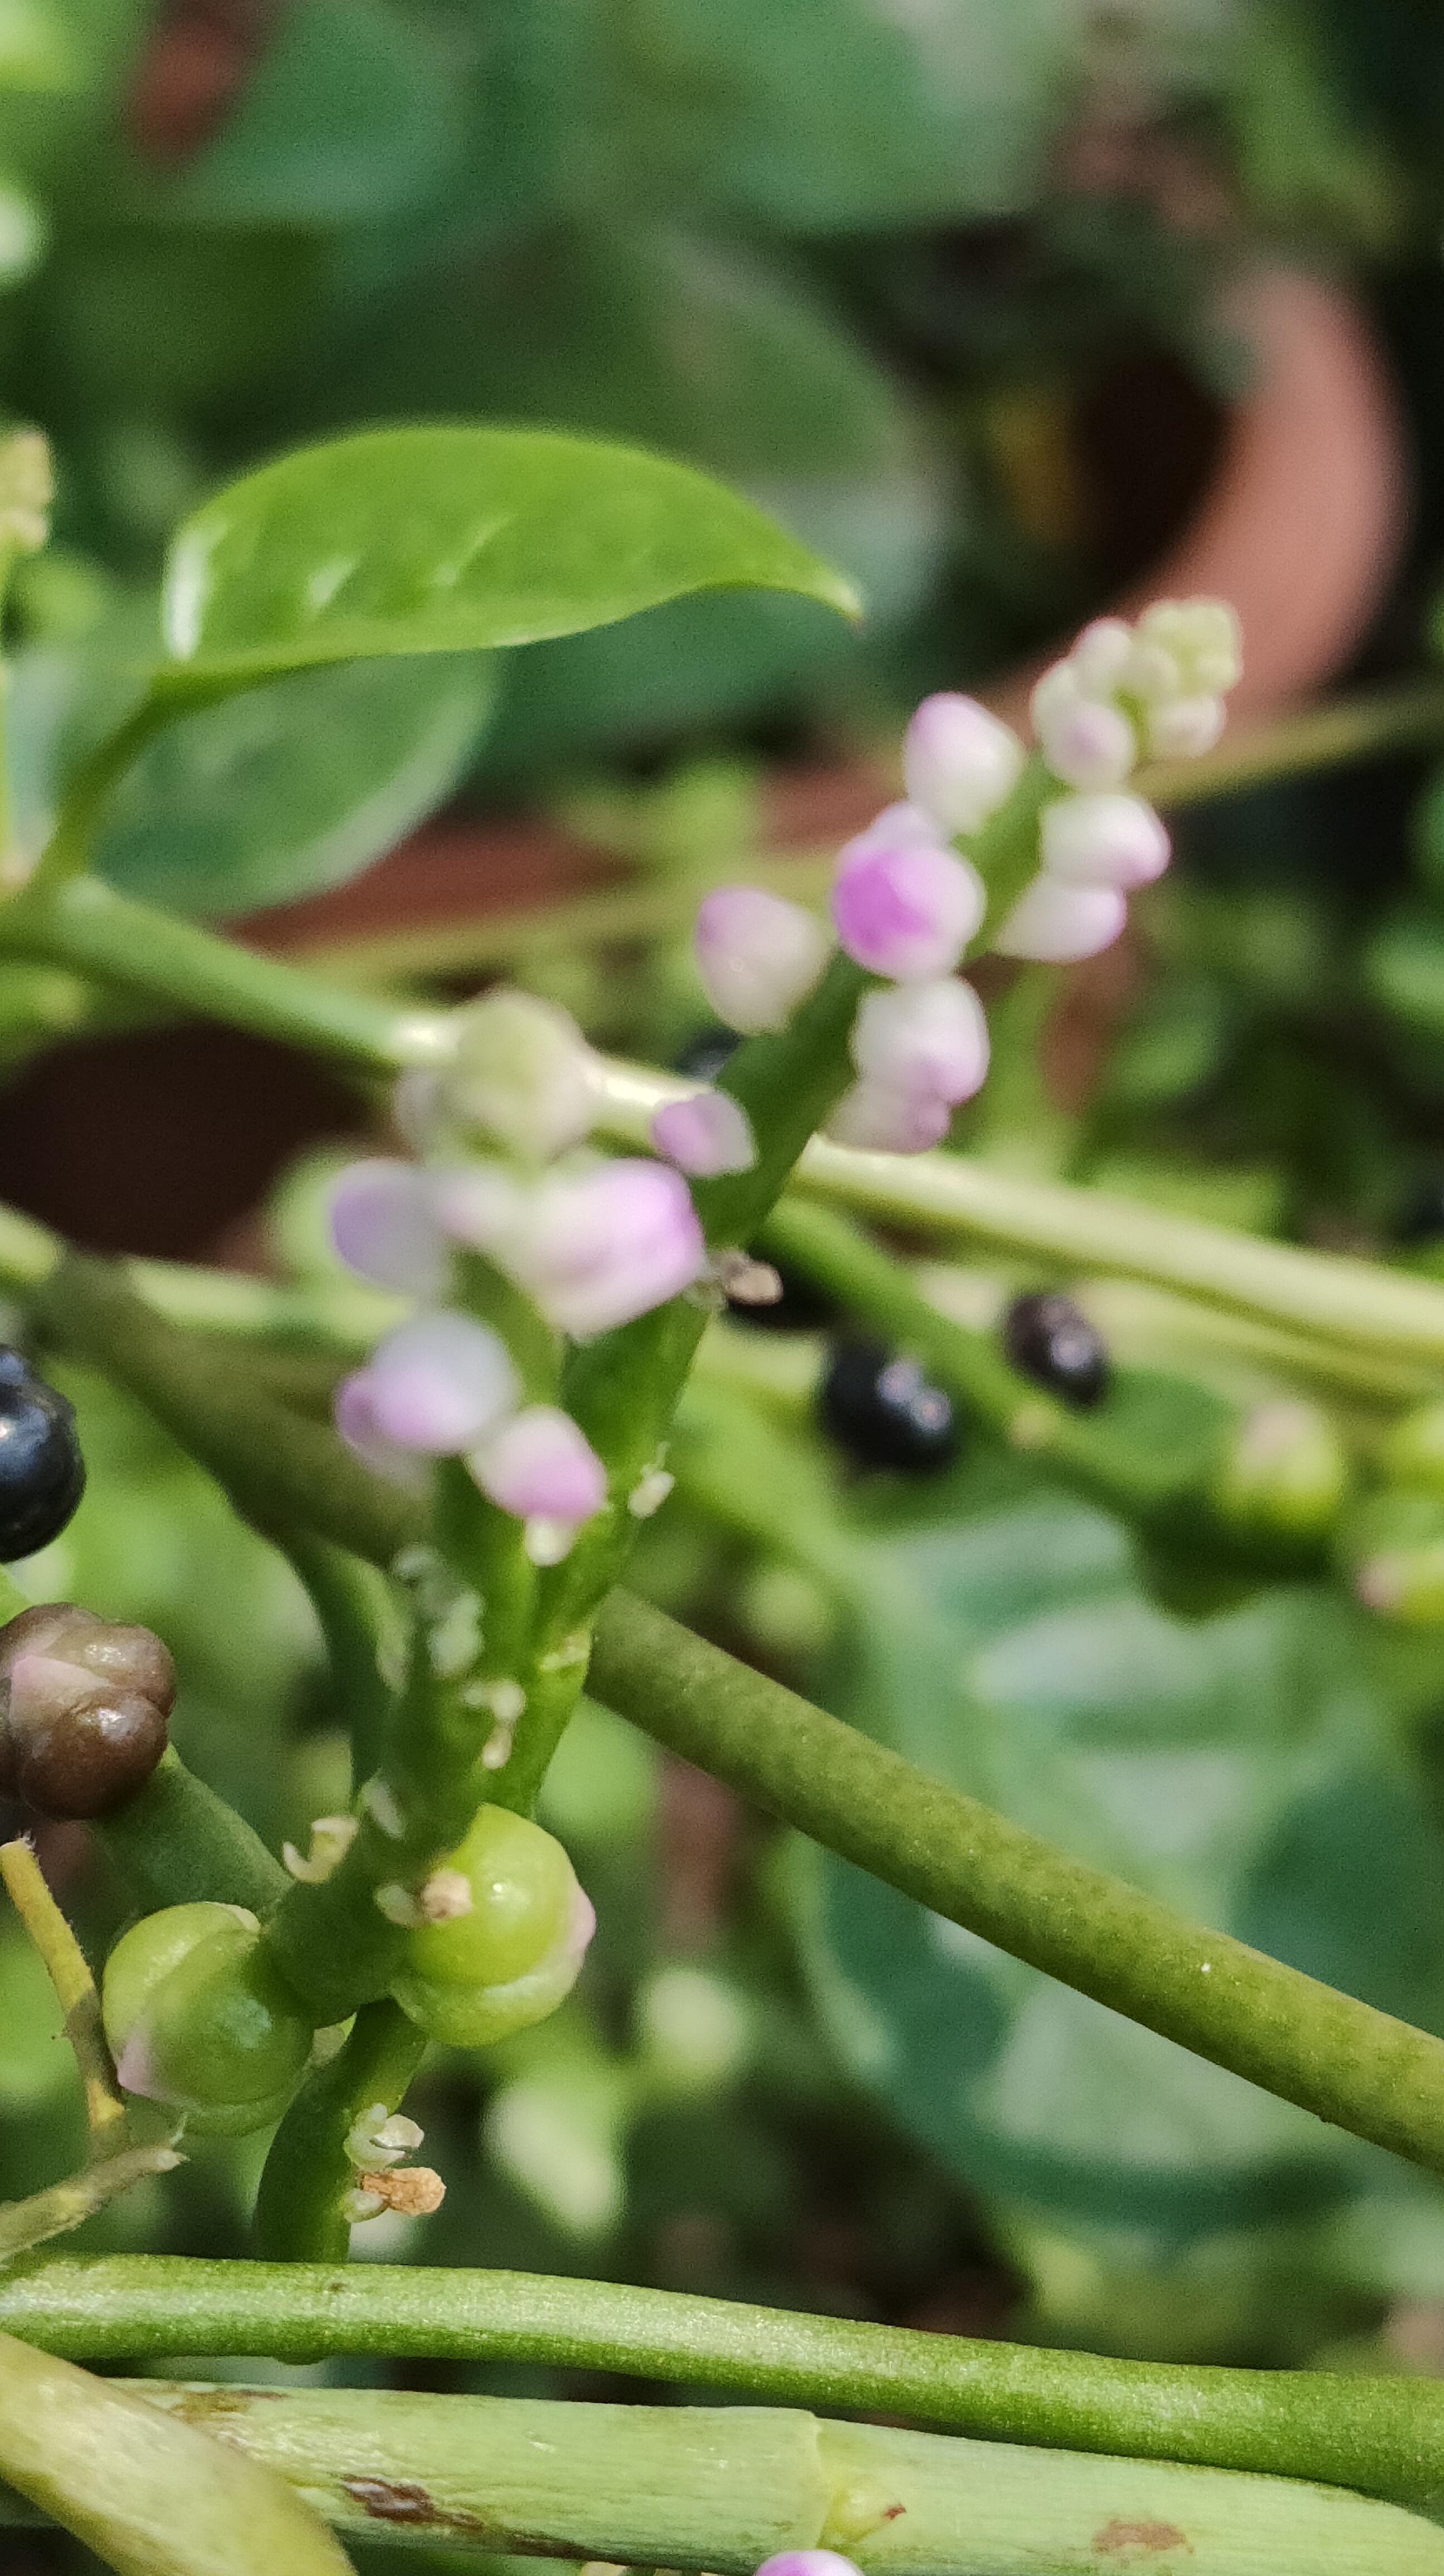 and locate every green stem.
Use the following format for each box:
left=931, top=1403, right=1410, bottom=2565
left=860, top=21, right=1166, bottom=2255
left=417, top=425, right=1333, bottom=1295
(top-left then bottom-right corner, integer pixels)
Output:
left=0, top=1837, right=125, bottom=2148
left=588, top=1589, right=1444, bottom=2183
left=598, top=1064, right=1444, bottom=1371
left=0, top=876, right=445, bottom=1072
left=0, top=2329, right=350, bottom=2576
left=759, top=1197, right=1233, bottom=1526
left=33, top=1253, right=421, bottom=1568
left=0, top=2148, right=184, bottom=2263
left=253, top=1999, right=426, bottom=2263
left=94, top=1749, right=290, bottom=1916
left=7, top=2381, right=1438, bottom=2575
left=2, top=2256, right=1444, bottom=2519
left=279, top=1531, right=394, bottom=1788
